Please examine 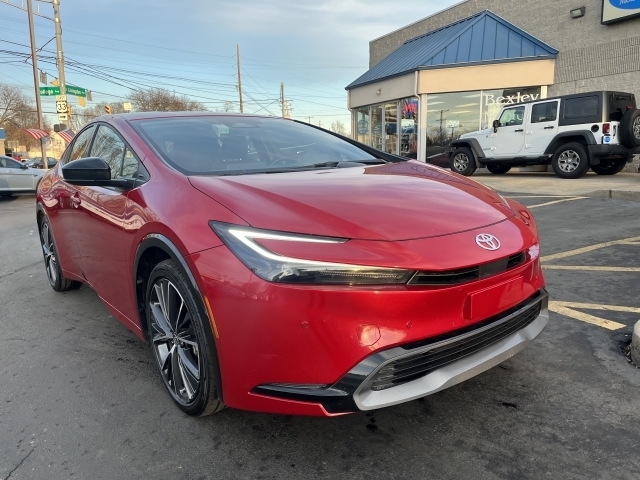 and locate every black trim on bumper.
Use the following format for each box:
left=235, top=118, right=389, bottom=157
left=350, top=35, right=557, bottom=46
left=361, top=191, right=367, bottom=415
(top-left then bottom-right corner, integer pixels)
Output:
left=589, top=144, right=640, bottom=161
left=252, top=288, right=549, bottom=413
